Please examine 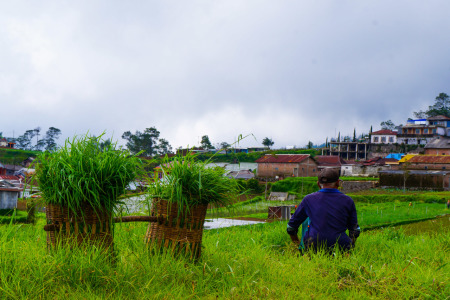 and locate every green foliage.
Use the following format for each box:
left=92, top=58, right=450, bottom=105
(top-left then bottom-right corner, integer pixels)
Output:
left=14, top=127, right=62, bottom=151
left=380, top=119, right=396, bottom=130
left=200, top=135, right=213, bottom=149
left=262, top=137, right=274, bottom=148
left=148, top=152, right=240, bottom=210
left=35, top=134, right=142, bottom=214
left=350, top=193, right=448, bottom=204
left=271, top=177, right=378, bottom=195
left=414, top=92, right=450, bottom=118
left=0, top=148, right=39, bottom=165
left=236, top=178, right=263, bottom=194
left=0, top=209, right=28, bottom=224
left=195, top=149, right=319, bottom=164
left=122, top=127, right=172, bottom=156
left=0, top=217, right=448, bottom=298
